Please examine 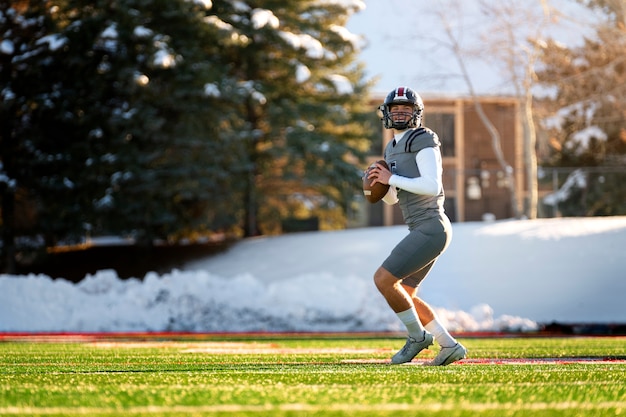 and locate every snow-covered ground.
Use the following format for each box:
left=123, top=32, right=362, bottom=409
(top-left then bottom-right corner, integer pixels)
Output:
left=2, top=217, right=626, bottom=333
